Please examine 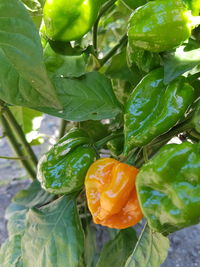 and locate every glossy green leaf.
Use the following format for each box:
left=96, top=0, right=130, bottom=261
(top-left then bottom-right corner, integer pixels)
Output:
left=39, top=72, right=122, bottom=121
left=13, top=181, right=54, bottom=208
left=0, top=0, right=61, bottom=109
left=163, top=48, right=200, bottom=84
left=125, top=224, right=169, bottom=267
left=97, top=228, right=137, bottom=267
left=22, top=195, right=84, bottom=267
